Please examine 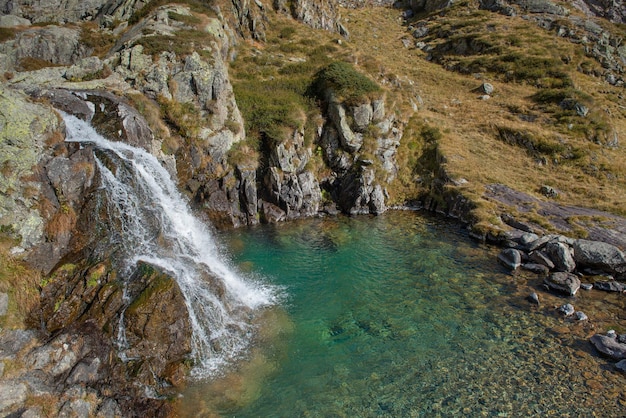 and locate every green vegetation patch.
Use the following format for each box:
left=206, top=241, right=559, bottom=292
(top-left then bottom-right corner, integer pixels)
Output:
left=233, top=79, right=309, bottom=145
left=310, top=61, right=381, bottom=105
